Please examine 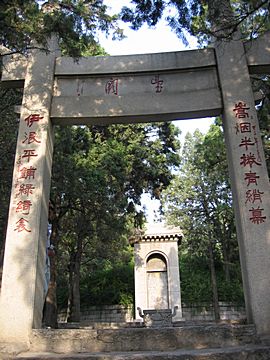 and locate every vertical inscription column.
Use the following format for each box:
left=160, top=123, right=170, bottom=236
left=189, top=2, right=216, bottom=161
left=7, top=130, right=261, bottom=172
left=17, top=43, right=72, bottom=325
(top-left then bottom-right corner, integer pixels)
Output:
left=0, top=37, right=59, bottom=347
left=215, top=38, right=270, bottom=337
